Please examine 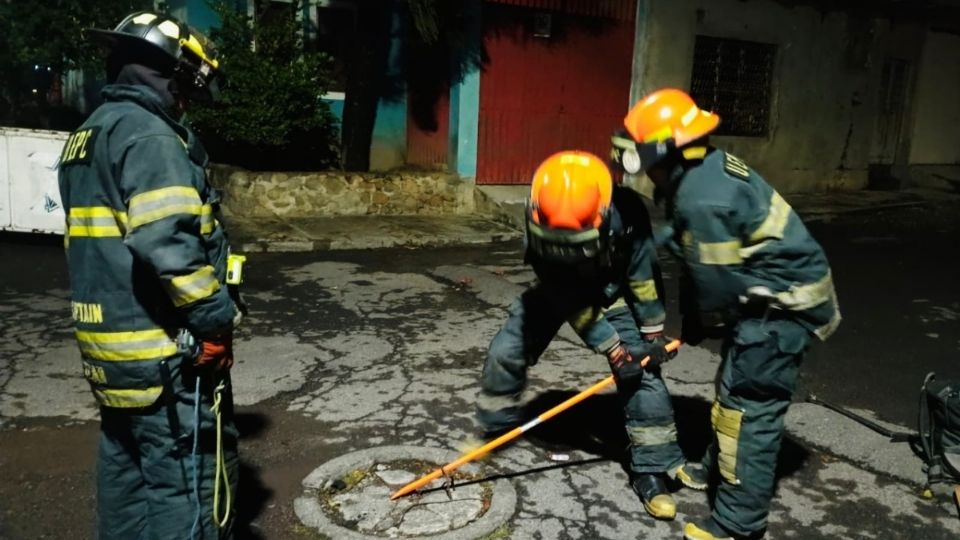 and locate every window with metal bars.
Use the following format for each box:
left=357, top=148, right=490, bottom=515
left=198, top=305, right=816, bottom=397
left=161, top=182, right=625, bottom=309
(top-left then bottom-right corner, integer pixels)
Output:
left=690, top=35, right=777, bottom=137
